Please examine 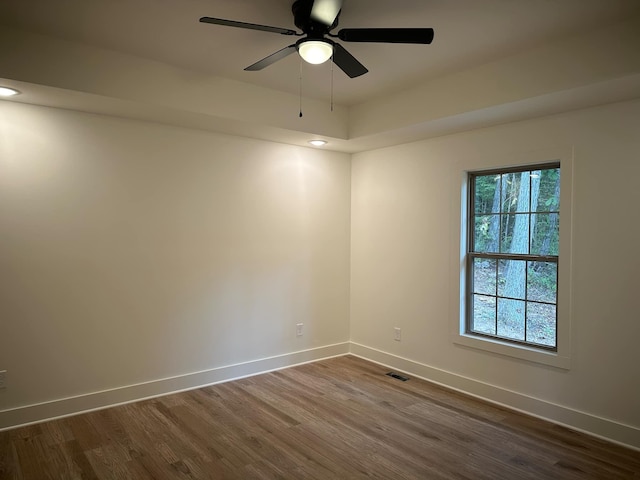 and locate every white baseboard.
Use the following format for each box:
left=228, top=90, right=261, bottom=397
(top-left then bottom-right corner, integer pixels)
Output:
left=349, top=342, right=640, bottom=451
left=3, top=341, right=638, bottom=452
left=0, top=342, right=350, bottom=431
